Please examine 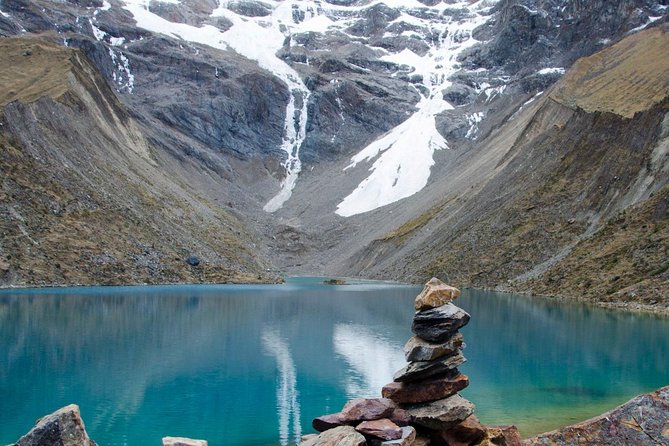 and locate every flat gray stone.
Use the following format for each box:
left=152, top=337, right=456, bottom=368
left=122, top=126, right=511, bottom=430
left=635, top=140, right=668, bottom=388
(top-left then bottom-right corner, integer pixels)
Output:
left=404, top=333, right=464, bottom=362
left=405, top=394, right=475, bottom=430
